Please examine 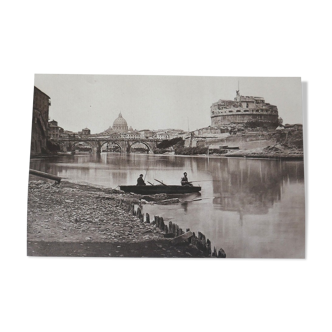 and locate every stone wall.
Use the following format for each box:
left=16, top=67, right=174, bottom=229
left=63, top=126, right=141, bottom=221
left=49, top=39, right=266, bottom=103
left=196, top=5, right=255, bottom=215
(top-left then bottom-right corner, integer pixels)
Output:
left=211, top=113, right=278, bottom=126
